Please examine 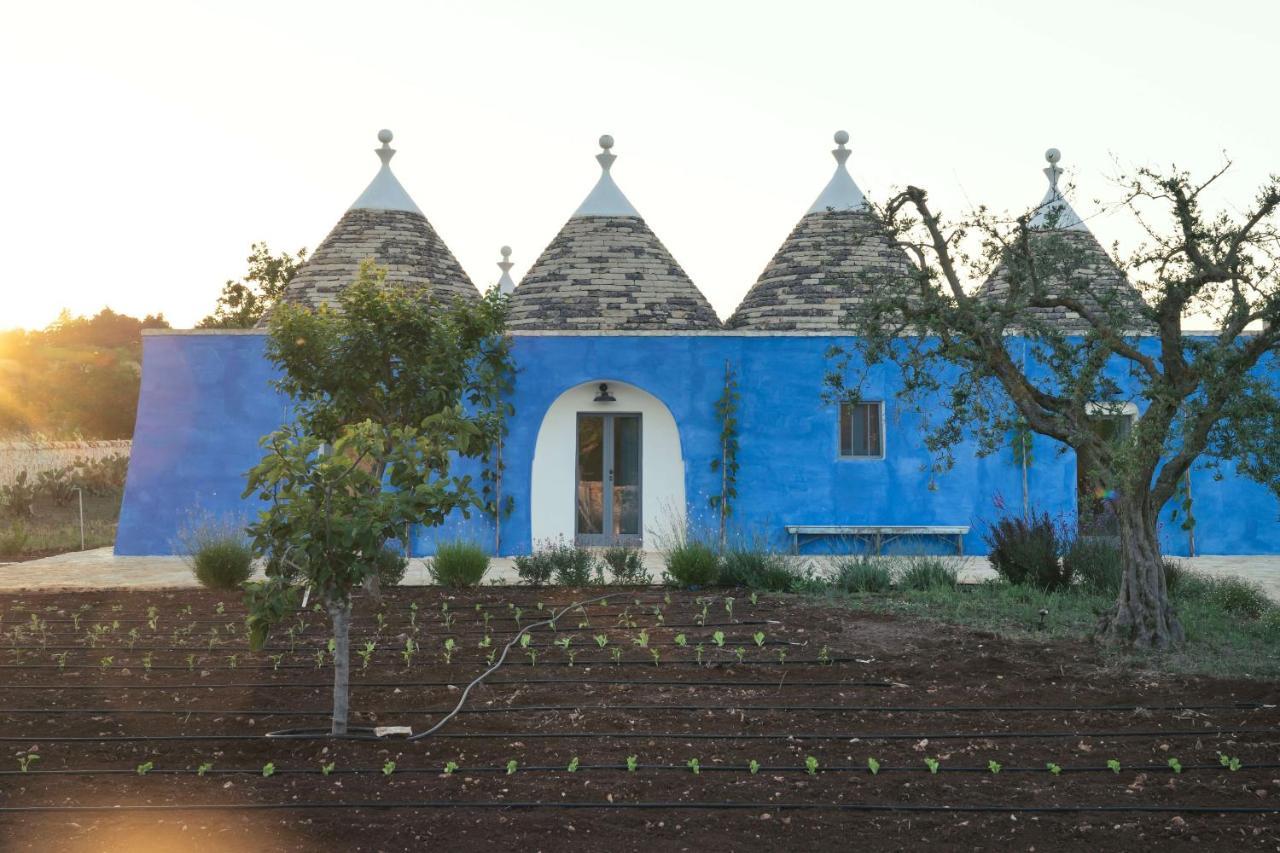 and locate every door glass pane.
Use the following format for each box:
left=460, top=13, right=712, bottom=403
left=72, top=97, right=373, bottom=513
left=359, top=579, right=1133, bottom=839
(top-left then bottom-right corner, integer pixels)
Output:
left=577, top=415, right=604, bottom=535
left=612, top=415, right=641, bottom=536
